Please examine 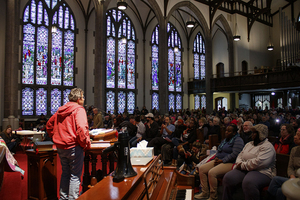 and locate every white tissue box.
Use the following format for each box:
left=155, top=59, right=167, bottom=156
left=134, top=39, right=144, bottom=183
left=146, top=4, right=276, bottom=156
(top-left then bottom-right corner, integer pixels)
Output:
left=130, top=147, right=154, bottom=158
